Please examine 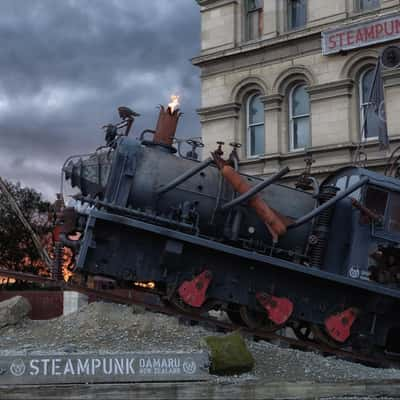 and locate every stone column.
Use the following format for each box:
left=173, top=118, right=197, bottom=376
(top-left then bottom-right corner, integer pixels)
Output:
left=197, top=102, right=241, bottom=158
left=198, top=0, right=239, bottom=52
left=383, top=69, right=400, bottom=139
left=63, top=291, right=88, bottom=316
left=307, top=79, right=354, bottom=147
left=262, top=0, right=278, bottom=39
left=260, top=94, right=283, bottom=155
